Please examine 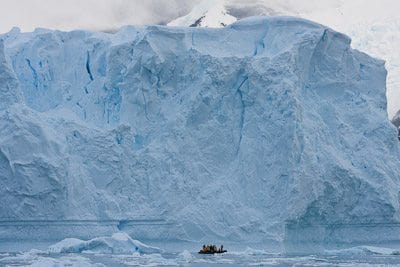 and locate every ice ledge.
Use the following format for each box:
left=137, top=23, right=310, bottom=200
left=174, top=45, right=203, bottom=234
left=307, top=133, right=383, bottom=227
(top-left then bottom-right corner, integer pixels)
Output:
left=285, top=222, right=400, bottom=254
left=0, top=219, right=177, bottom=242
